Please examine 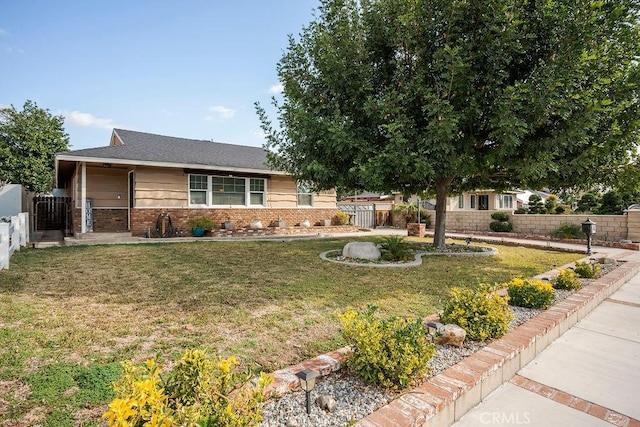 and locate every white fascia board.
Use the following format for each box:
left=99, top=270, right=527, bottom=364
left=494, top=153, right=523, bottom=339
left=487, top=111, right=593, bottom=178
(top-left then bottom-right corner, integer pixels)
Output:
left=54, top=154, right=287, bottom=176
